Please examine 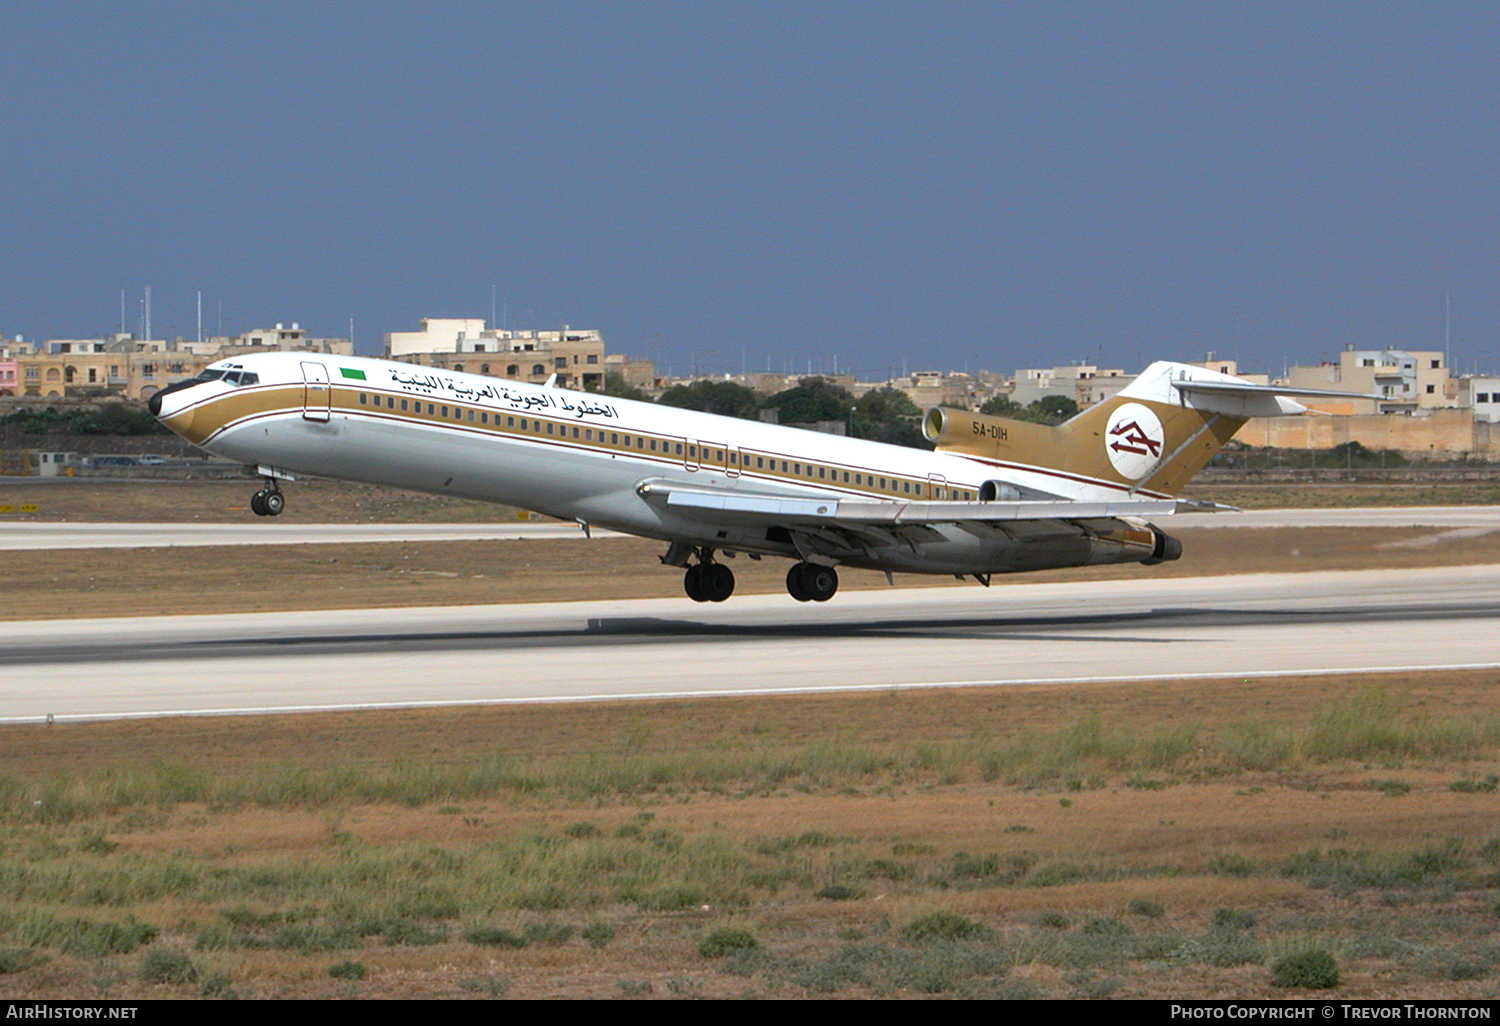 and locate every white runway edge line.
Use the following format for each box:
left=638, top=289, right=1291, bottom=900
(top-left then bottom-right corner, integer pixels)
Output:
left=8, top=662, right=1500, bottom=727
